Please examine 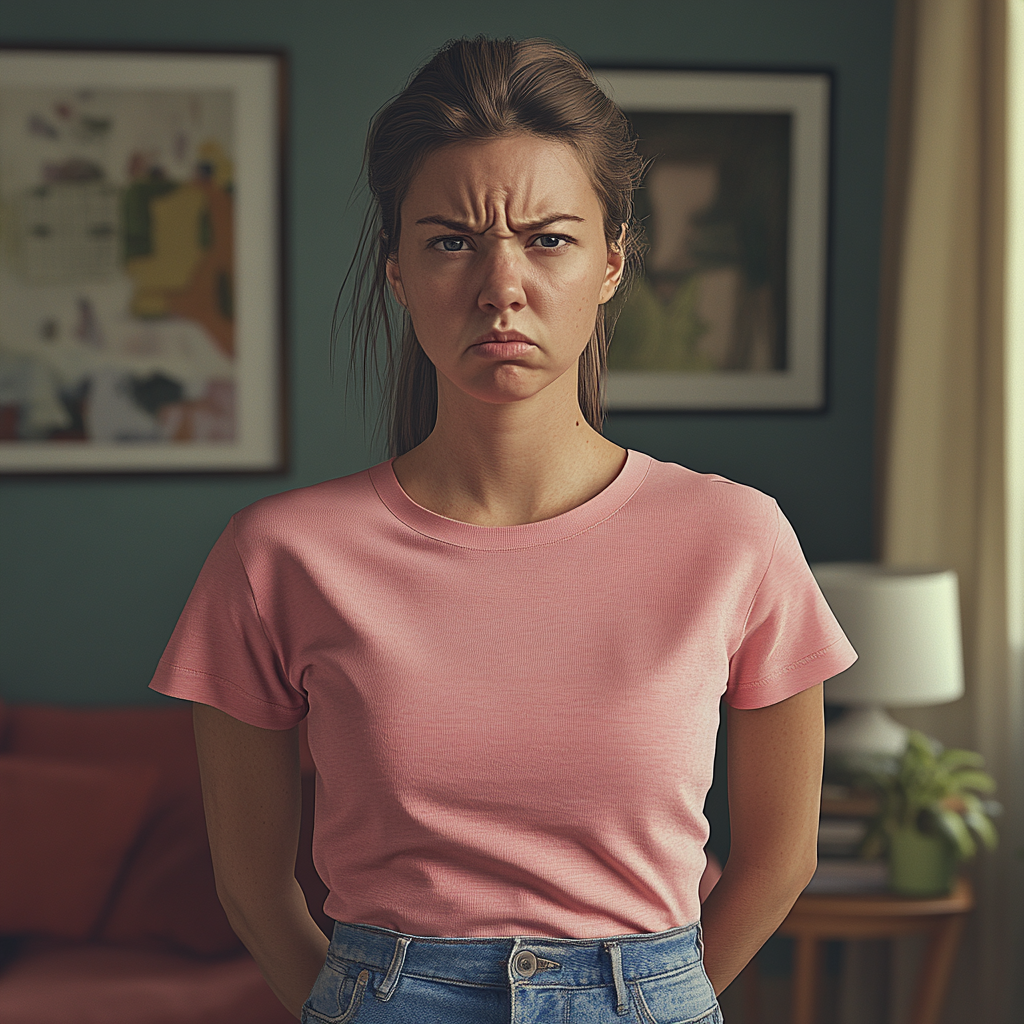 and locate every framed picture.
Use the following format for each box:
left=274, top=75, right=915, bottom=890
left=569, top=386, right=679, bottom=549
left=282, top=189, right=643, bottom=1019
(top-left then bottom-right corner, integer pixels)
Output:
left=595, top=68, right=831, bottom=411
left=0, top=47, right=285, bottom=472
